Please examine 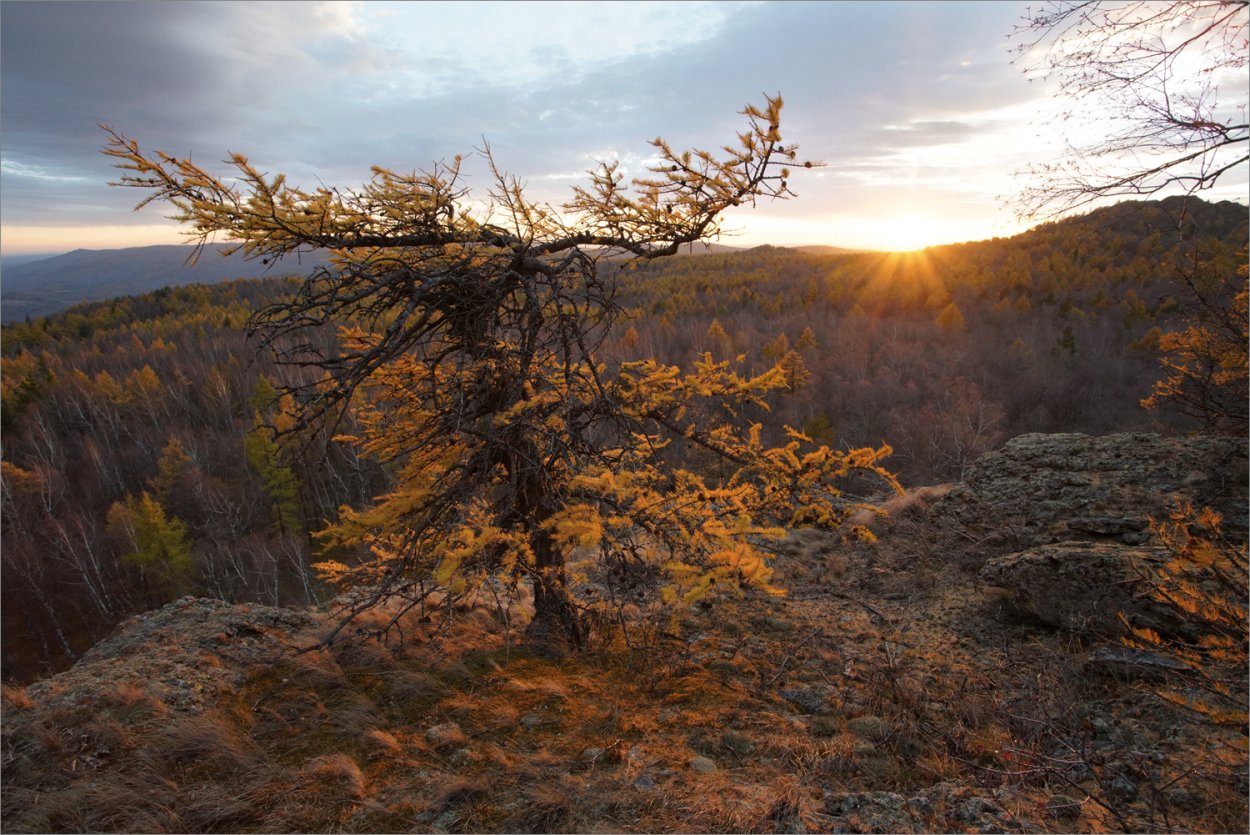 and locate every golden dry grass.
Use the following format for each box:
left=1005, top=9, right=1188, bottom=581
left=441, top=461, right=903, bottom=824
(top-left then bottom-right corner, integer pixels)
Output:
left=303, top=752, right=368, bottom=799
left=3, top=526, right=1246, bottom=833
left=2, top=683, right=35, bottom=711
